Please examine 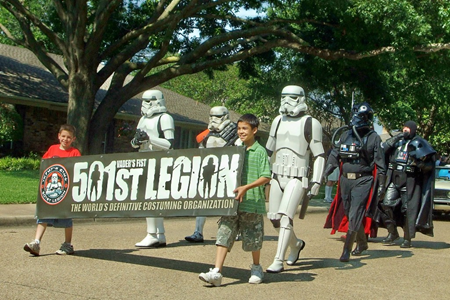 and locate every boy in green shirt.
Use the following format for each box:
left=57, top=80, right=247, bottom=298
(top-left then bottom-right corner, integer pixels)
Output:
left=199, top=114, right=271, bottom=287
